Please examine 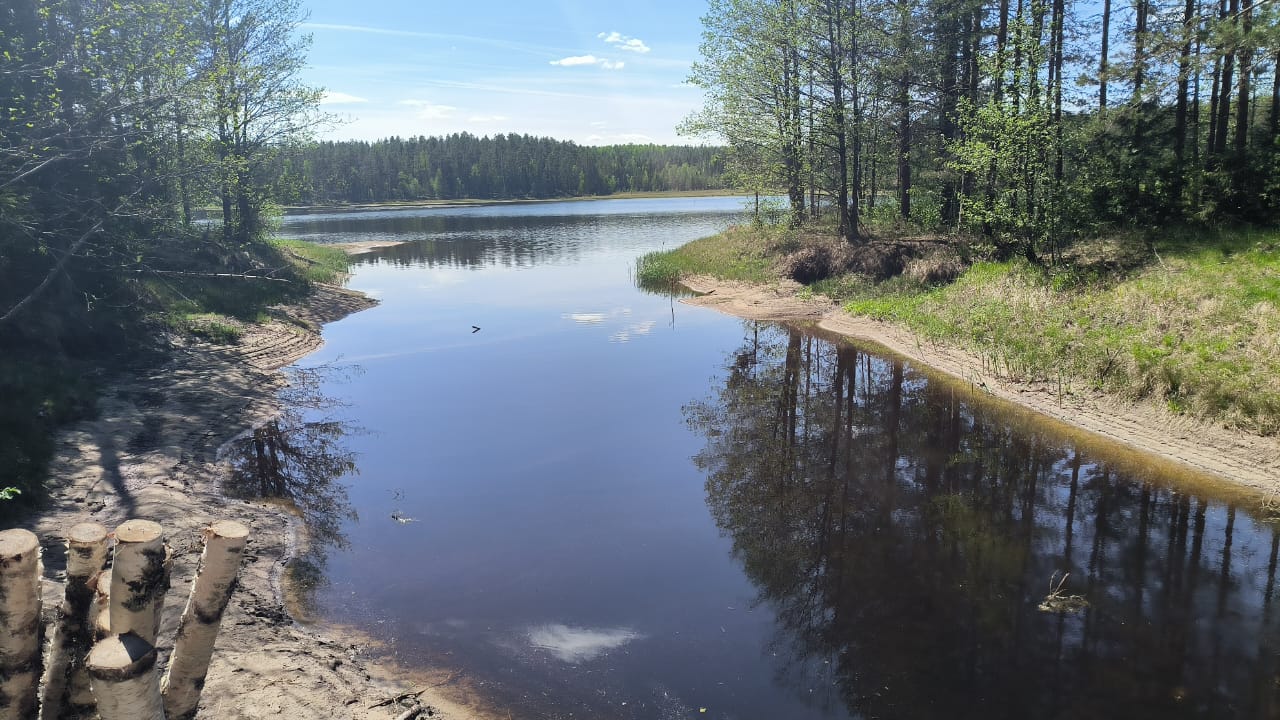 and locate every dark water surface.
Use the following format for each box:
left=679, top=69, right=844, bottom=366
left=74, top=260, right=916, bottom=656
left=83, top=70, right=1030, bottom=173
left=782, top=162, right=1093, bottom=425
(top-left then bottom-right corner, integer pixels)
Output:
left=260, top=198, right=1280, bottom=719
